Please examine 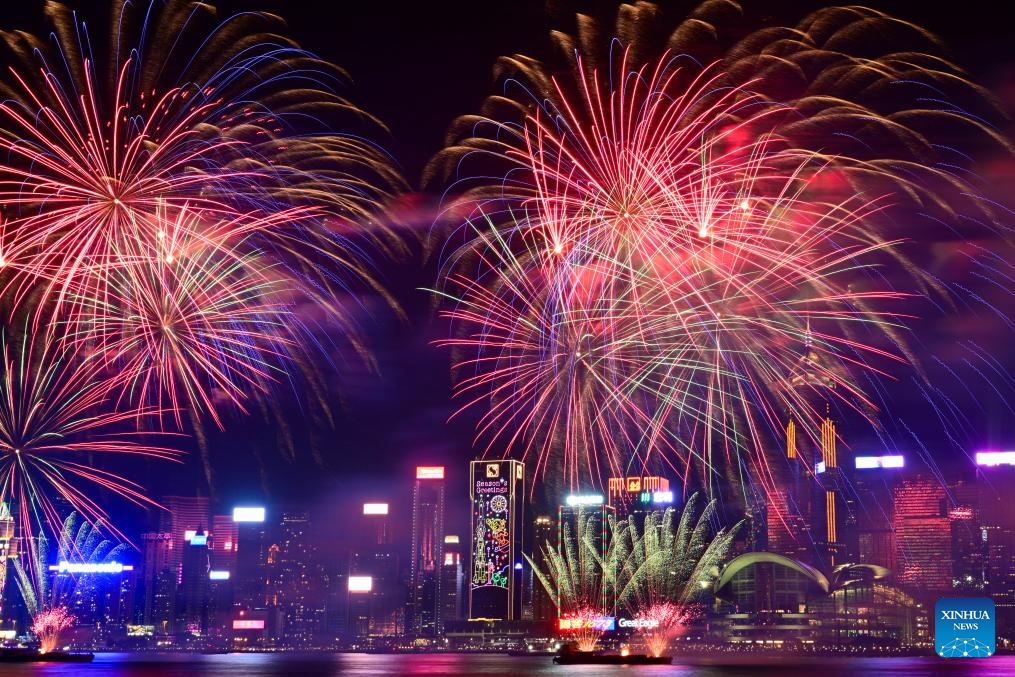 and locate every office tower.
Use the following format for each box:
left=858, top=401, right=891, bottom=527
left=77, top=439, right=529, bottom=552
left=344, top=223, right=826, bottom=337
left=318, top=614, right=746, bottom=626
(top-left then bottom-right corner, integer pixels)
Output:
left=767, top=419, right=814, bottom=562
left=440, top=534, right=464, bottom=625
left=210, top=514, right=238, bottom=572
left=607, top=476, right=671, bottom=519
left=268, top=511, right=326, bottom=647
left=137, top=530, right=174, bottom=631
left=349, top=502, right=402, bottom=640
left=177, top=529, right=210, bottom=633
left=814, top=413, right=849, bottom=566
left=469, top=459, right=524, bottom=620
left=530, top=515, right=555, bottom=622
left=893, top=476, right=952, bottom=600
left=976, top=452, right=1015, bottom=639
left=233, top=506, right=268, bottom=619
left=557, top=493, right=615, bottom=614
left=410, top=466, right=446, bottom=636
left=852, top=455, right=906, bottom=571
left=163, top=496, right=211, bottom=584
left=949, top=478, right=985, bottom=592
